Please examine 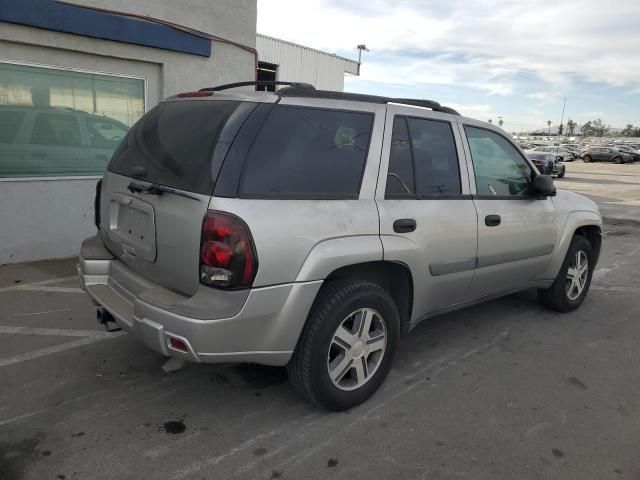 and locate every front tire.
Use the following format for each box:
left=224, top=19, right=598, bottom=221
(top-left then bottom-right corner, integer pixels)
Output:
left=287, top=280, right=400, bottom=411
left=582, top=155, right=591, bottom=163
left=538, top=235, right=594, bottom=312
left=614, top=156, right=623, bottom=164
